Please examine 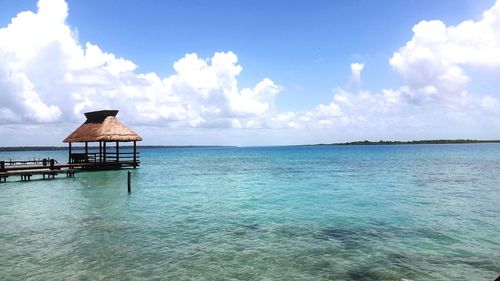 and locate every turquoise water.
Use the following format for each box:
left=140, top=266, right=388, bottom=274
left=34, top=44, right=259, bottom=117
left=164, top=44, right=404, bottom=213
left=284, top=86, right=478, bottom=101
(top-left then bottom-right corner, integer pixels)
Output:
left=0, top=144, right=499, bottom=280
